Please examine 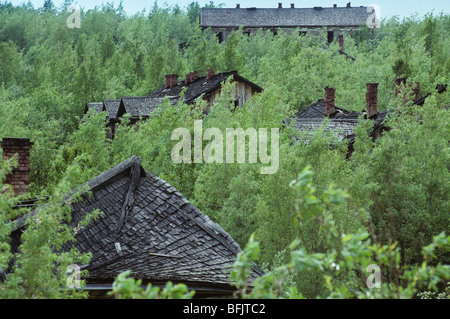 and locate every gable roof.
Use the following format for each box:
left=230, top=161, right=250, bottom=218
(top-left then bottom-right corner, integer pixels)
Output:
left=284, top=117, right=360, bottom=142
left=84, top=71, right=262, bottom=122
left=83, top=99, right=121, bottom=121
left=284, top=98, right=371, bottom=144
left=292, top=99, right=361, bottom=120
left=103, top=99, right=121, bottom=120
left=200, top=6, right=371, bottom=28
left=11, top=156, right=262, bottom=295
left=84, top=102, right=103, bottom=114
left=148, top=70, right=263, bottom=105
left=117, top=96, right=175, bottom=119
